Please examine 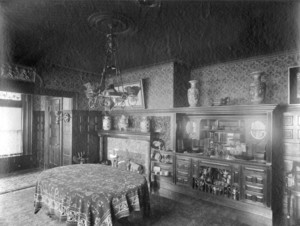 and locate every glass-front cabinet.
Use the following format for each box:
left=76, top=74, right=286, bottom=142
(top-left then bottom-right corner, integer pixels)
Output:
left=178, top=115, right=269, bottom=163
left=174, top=104, right=278, bottom=219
